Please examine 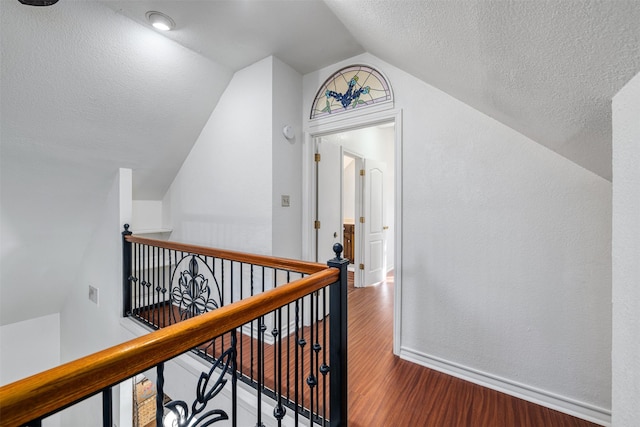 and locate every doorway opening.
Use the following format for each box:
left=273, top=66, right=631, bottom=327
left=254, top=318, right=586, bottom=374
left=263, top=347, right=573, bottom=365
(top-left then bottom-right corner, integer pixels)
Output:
left=313, top=122, right=395, bottom=288
left=304, top=109, right=402, bottom=354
